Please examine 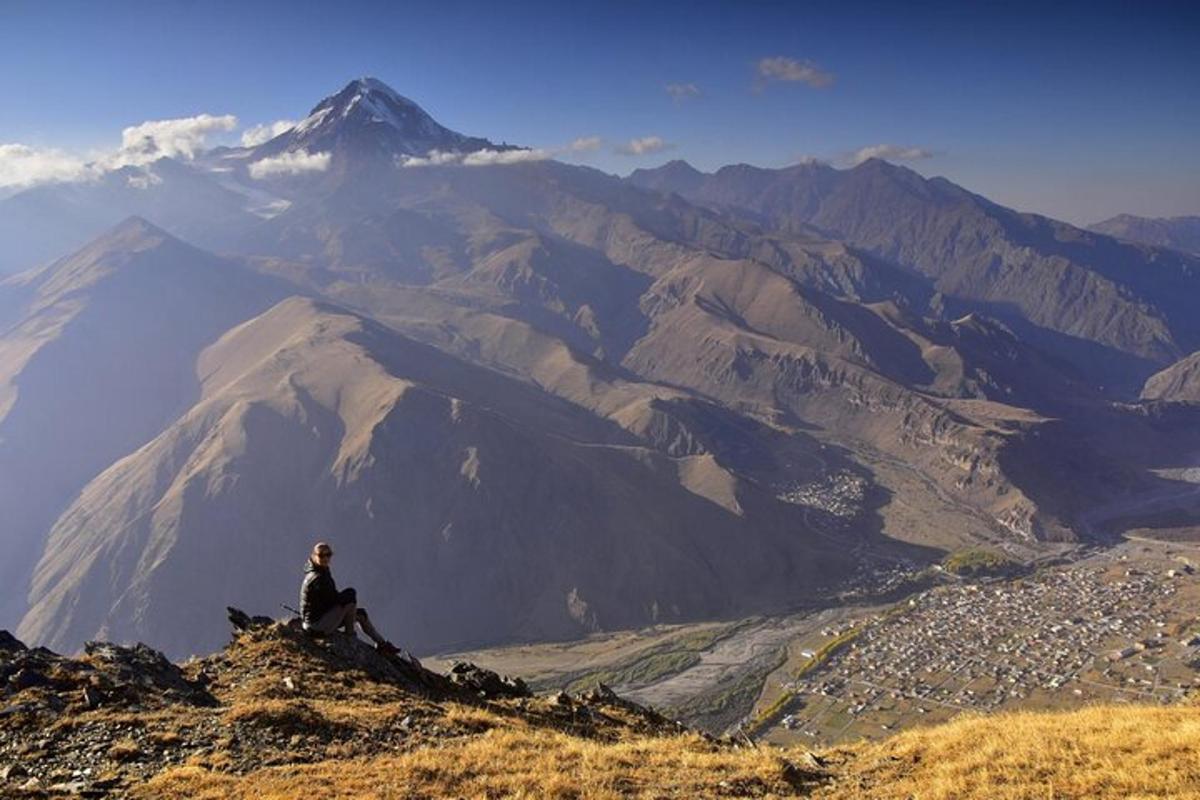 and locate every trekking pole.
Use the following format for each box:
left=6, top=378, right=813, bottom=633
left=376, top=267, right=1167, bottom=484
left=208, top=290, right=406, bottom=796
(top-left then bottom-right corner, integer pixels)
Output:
left=281, top=604, right=301, bottom=616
